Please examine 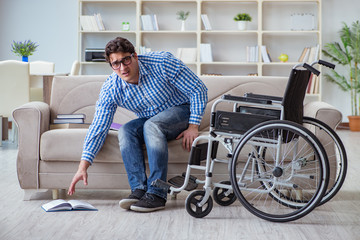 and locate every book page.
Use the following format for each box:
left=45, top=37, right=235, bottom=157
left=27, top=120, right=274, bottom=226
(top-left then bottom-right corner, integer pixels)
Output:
left=68, top=200, right=97, bottom=210
left=41, top=199, right=72, bottom=212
